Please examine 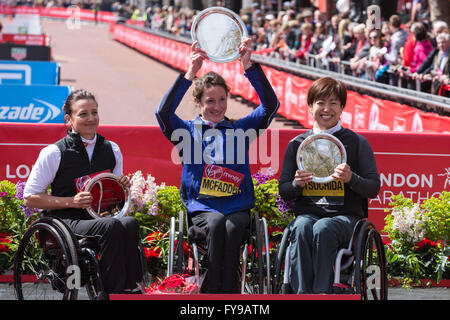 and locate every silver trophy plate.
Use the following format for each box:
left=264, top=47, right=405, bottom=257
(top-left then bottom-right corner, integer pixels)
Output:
left=296, top=133, right=347, bottom=183
left=82, top=173, right=130, bottom=219
left=191, top=6, right=247, bottom=63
